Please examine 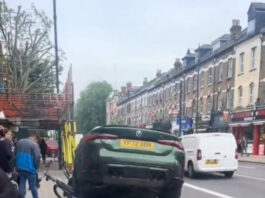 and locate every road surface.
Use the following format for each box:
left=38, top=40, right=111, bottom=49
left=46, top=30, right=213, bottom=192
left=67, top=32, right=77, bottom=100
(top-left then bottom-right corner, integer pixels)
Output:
left=182, top=161, right=265, bottom=198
